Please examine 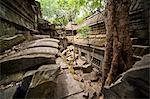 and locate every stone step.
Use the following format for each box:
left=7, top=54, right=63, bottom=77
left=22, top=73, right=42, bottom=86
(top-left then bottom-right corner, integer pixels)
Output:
left=32, top=38, right=60, bottom=43
left=0, top=47, right=58, bottom=74
left=17, top=40, right=59, bottom=50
